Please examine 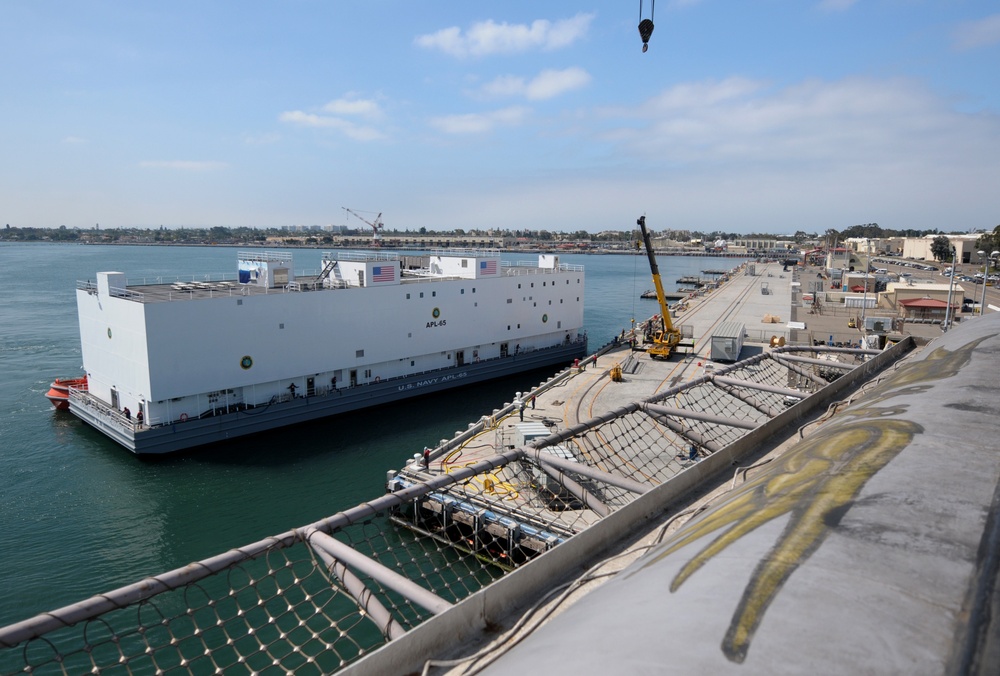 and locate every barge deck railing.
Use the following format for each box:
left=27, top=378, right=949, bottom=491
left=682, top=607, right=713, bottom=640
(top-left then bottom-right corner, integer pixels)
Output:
left=1, top=341, right=911, bottom=675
